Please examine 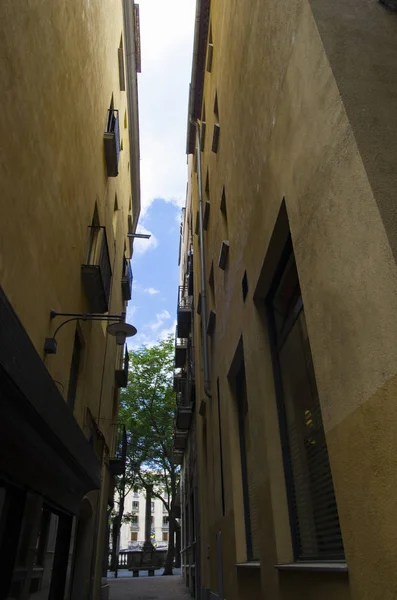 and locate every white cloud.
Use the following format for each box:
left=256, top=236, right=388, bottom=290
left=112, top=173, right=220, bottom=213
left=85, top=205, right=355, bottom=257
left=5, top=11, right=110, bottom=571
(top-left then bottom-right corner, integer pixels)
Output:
left=128, top=319, right=177, bottom=350
left=138, top=0, right=196, bottom=216
left=150, top=309, right=171, bottom=331
left=144, top=287, right=160, bottom=295
left=133, top=224, right=158, bottom=256
left=158, top=319, right=177, bottom=341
